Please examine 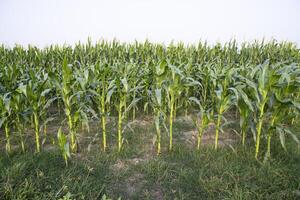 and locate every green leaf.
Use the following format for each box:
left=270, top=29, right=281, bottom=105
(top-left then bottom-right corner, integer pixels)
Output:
left=16, top=84, right=27, bottom=97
